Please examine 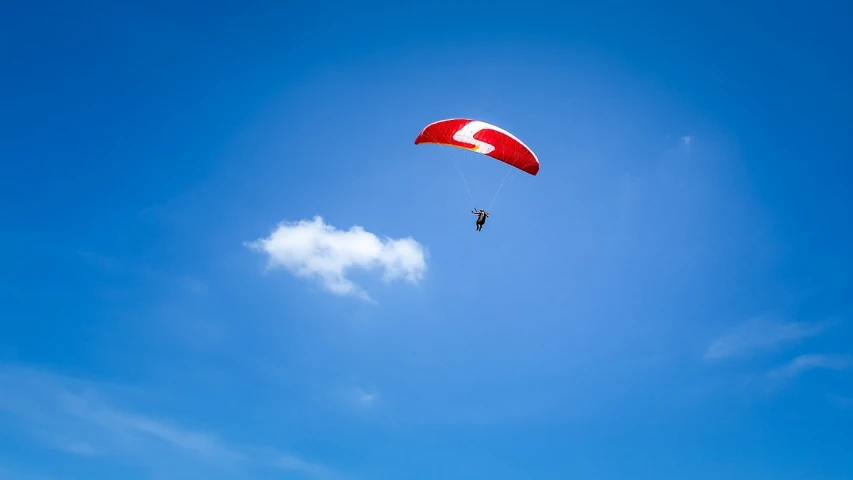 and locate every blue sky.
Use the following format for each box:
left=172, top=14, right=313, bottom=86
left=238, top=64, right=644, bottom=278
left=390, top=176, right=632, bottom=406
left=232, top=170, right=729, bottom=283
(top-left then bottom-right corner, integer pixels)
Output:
left=1, top=1, right=852, bottom=479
